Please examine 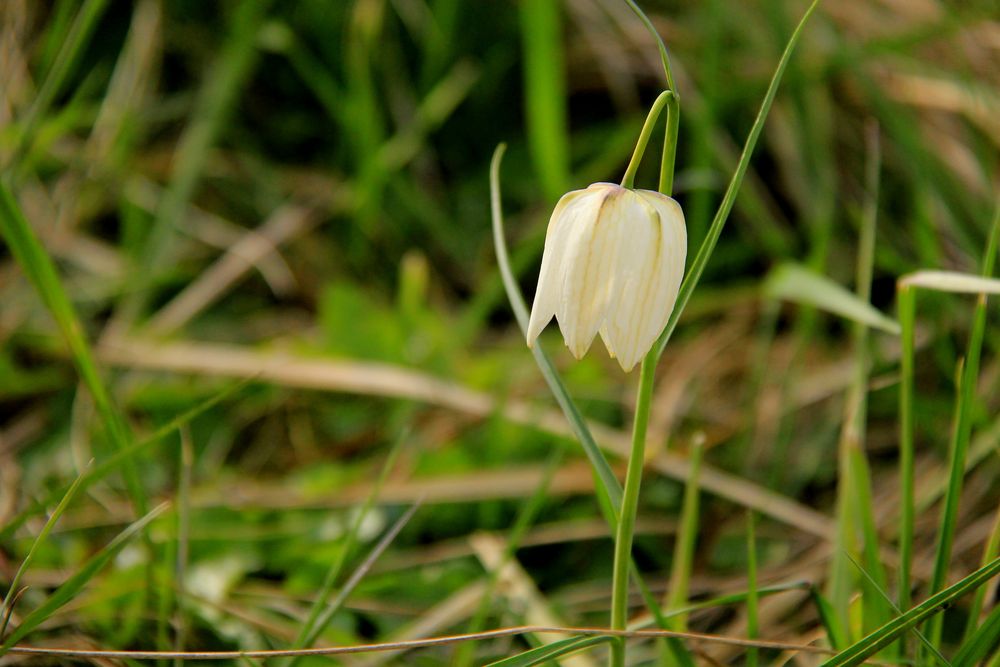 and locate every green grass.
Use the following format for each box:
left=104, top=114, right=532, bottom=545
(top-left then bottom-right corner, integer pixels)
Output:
left=2, top=1, right=1000, bottom=664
